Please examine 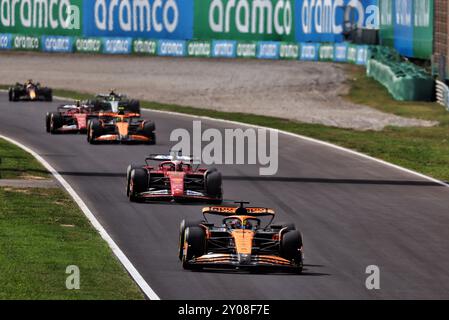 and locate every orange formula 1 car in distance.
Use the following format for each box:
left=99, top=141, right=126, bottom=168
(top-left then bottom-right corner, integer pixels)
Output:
left=179, top=202, right=304, bottom=273
left=86, top=107, right=156, bottom=144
